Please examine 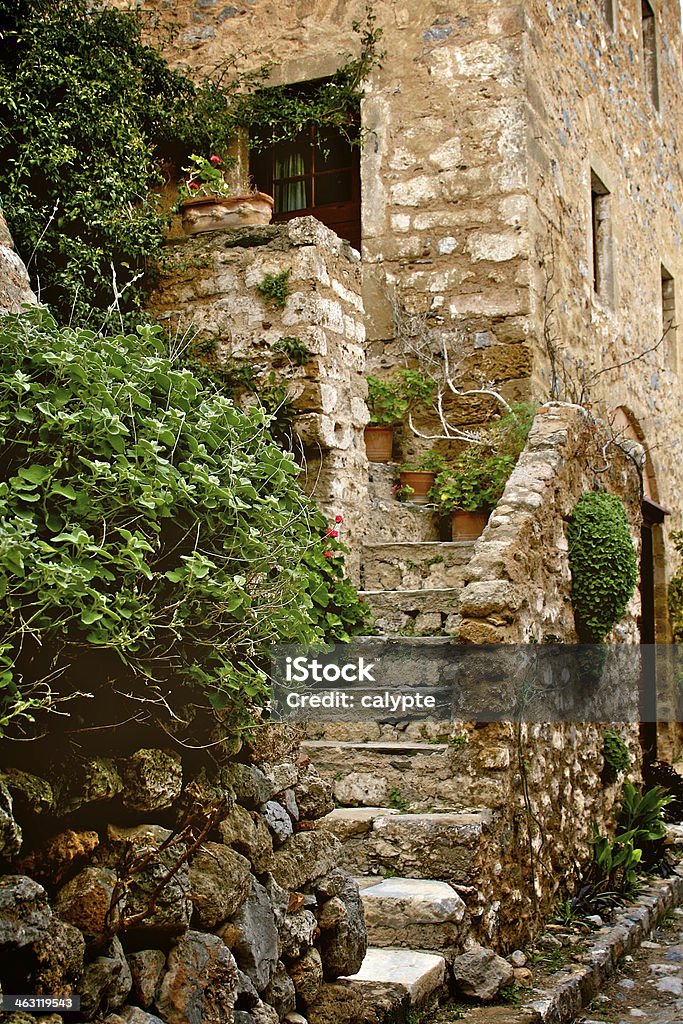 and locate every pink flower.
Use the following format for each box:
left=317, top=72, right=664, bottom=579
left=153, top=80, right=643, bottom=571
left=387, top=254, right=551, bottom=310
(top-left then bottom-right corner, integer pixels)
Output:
left=335, top=514, right=343, bottom=523
left=189, top=181, right=199, bottom=190
left=323, top=550, right=333, bottom=559
left=325, top=528, right=338, bottom=538
left=210, top=155, right=222, bottom=165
